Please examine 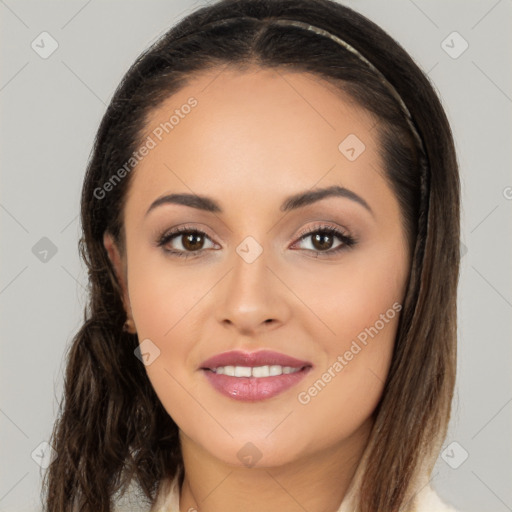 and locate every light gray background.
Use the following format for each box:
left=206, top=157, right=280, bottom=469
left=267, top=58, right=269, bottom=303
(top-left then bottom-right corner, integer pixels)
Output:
left=1, top=1, right=511, bottom=511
